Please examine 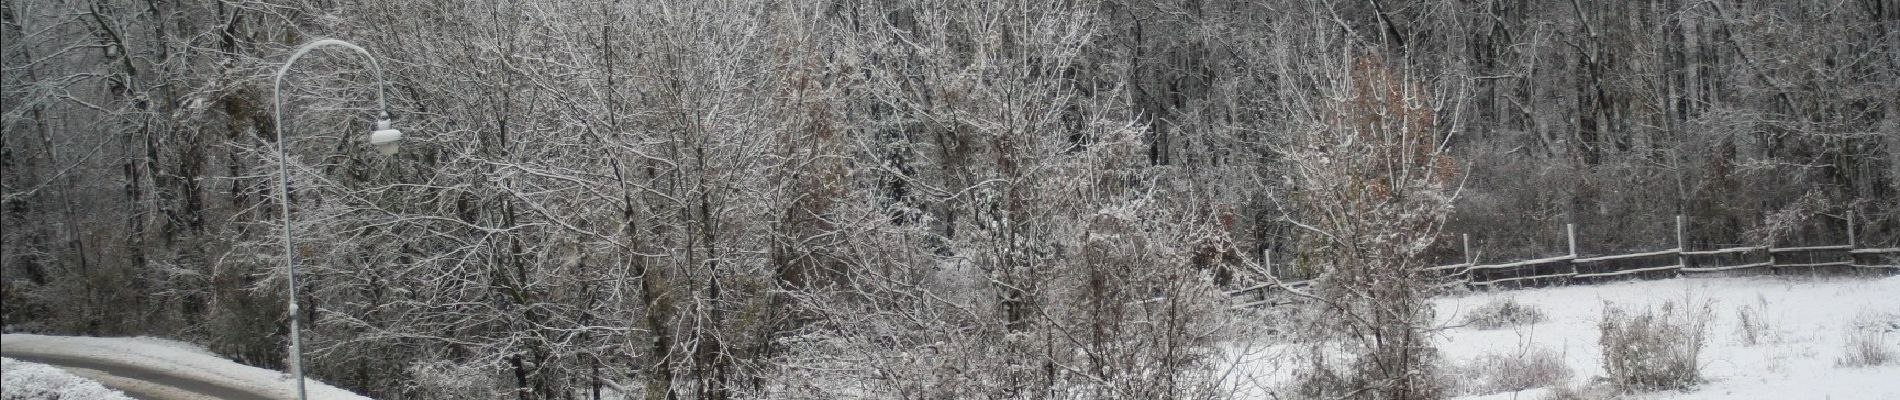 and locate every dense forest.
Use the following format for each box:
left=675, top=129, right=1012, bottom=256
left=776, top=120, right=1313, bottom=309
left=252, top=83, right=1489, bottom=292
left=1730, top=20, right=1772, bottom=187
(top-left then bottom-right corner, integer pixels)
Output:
left=3, top=0, right=1895, bottom=399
